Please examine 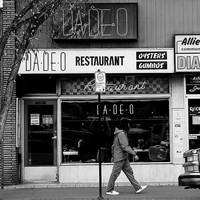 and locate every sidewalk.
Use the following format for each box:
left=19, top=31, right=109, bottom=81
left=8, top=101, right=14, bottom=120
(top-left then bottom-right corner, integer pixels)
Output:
left=0, top=184, right=200, bottom=200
